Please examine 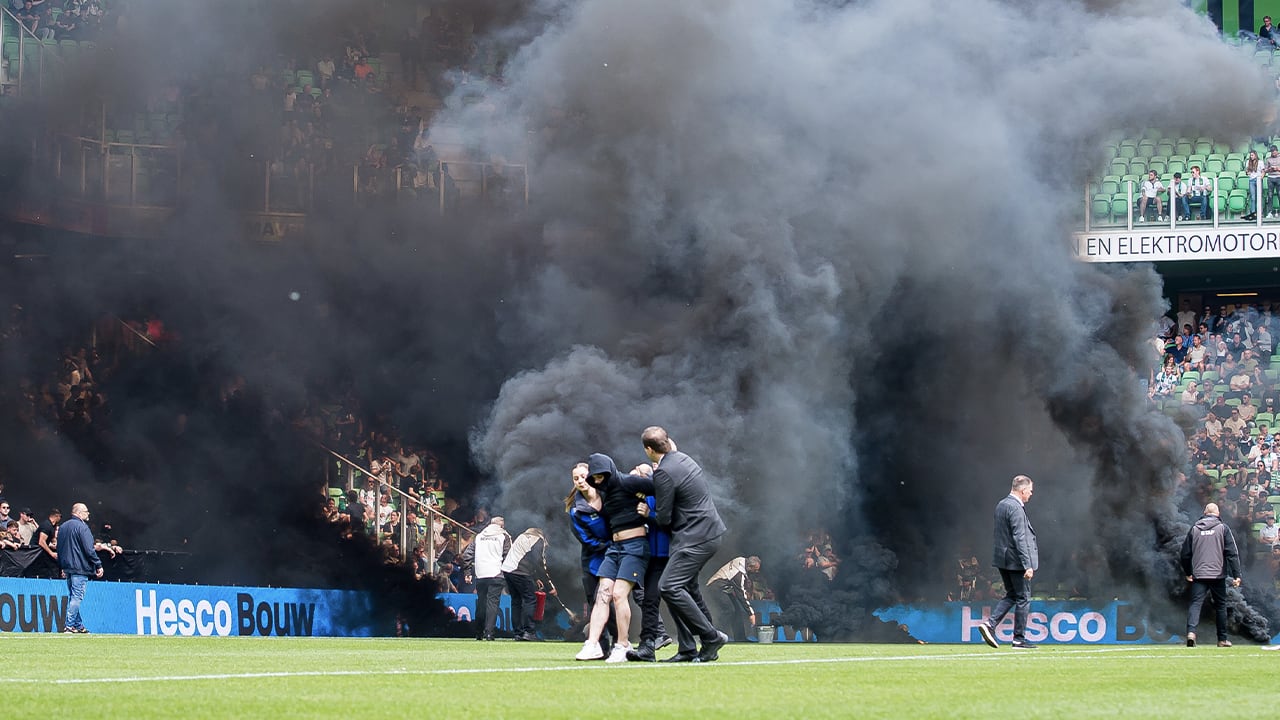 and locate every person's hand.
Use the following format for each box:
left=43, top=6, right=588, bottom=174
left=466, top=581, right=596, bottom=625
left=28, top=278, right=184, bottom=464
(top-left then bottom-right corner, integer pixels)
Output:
left=1186, top=575, right=1194, bottom=582
left=95, top=567, right=103, bottom=578
left=636, top=502, right=650, bottom=517
left=60, top=570, right=66, bottom=579
left=1233, top=577, right=1242, bottom=588
left=548, top=584, right=557, bottom=597
left=1023, top=568, right=1034, bottom=580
